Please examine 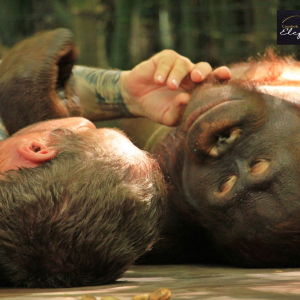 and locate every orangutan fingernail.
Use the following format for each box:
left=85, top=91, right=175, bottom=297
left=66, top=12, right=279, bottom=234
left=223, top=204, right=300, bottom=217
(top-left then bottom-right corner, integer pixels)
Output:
left=171, top=78, right=178, bottom=88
